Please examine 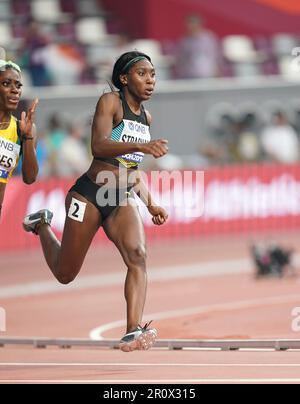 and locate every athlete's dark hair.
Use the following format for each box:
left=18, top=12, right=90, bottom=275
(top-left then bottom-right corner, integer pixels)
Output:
left=112, top=51, right=152, bottom=90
